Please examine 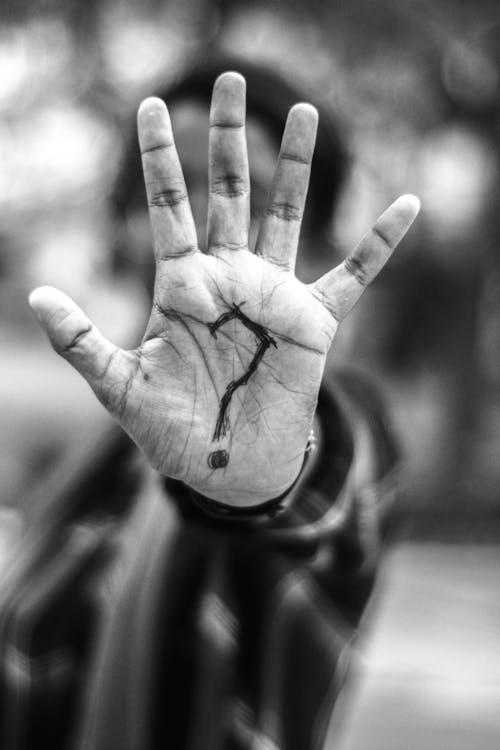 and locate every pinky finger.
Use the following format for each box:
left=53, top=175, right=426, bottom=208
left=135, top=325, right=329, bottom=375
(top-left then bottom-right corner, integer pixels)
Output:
left=310, top=194, right=420, bottom=321
left=29, top=286, right=135, bottom=415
